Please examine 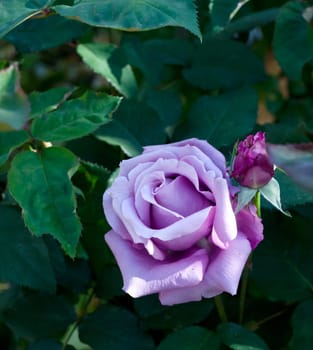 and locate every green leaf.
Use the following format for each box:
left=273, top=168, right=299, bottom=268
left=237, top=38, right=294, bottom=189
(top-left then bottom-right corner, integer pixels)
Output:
left=183, top=38, right=265, bottom=90
left=290, top=299, right=313, bottom=350
left=29, top=87, right=75, bottom=119
left=267, top=143, right=313, bottom=193
left=3, top=291, right=76, bottom=339
left=77, top=43, right=138, bottom=98
left=4, top=14, right=88, bottom=53
left=0, top=205, right=56, bottom=292
left=134, top=295, right=214, bottom=330
left=95, top=99, right=167, bottom=156
left=0, top=64, right=29, bottom=130
left=218, top=323, right=269, bottom=350
left=273, top=1, right=313, bottom=80
left=235, top=187, right=257, bottom=214
left=79, top=304, right=154, bottom=350
left=73, top=162, right=119, bottom=295
left=260, top=178, right=291, bottom=216
left=54, top=0, right=201, bottom=39
left=174, top=86, right=258, bottom=148
left=209, top=0, right=247, bottom=29
left=44, top=236, right=91, bottom=294
left=275, top=171, right=313, bottom=208
left=145, top=89, right=182, bottom=129
left=250, top=212, right=313, bottom=302
left=31, top=91, right=121, bottom=142
left=8, top=147, right=81, bottom=257
left=0, top=0, right=53, bottom=38
left=28, top=339, right=75, bottom=350
left=94, top=119, right=142, bottom=157
left=0, top=130, right=29, bottom=166
left=121, top=36, right=194, bottom=84
left=157, top=326, right=220, bottom=350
